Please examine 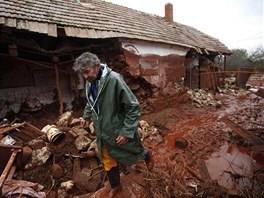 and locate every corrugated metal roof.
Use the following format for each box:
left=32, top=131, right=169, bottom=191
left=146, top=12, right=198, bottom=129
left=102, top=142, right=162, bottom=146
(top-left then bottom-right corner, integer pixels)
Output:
left=0, top=0, right=232, bottom=54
